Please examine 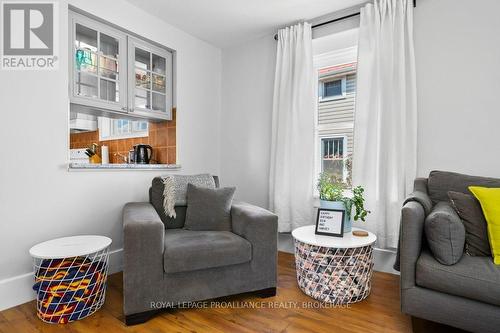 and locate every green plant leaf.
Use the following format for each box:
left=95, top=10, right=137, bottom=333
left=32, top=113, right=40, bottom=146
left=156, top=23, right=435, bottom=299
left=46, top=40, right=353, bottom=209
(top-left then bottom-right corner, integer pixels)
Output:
left=317, top=172, right=370, bottom=222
